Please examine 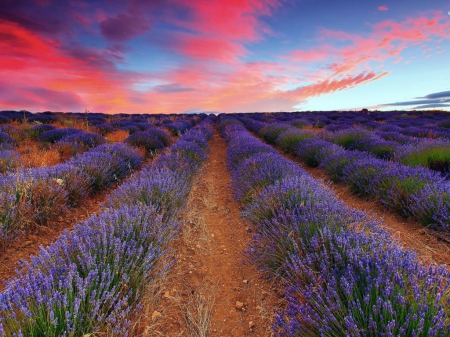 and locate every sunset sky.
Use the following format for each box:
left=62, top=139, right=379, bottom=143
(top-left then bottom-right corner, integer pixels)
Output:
left=1, top=0, right=449, bottom=114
